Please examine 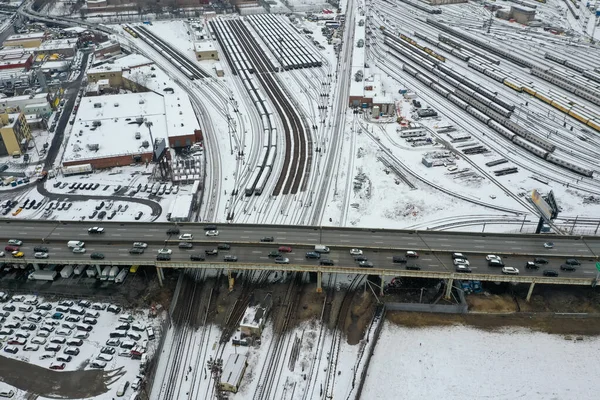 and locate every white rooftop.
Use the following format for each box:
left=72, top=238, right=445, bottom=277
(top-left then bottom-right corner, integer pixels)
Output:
left=169, top=194, right=194, bottom=219
left=5, top=32, right=45, bottom=41
left=88, top=54, right=153, bottom=74
left=194, top=41, right=216, bottom=52
left=63, top=93, right=165, bottom=163
left=240, top=305, right=263, bottom=329
left=37, top=38, right=78, bottom=51
left=220, top=354, right=247, bottom=388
